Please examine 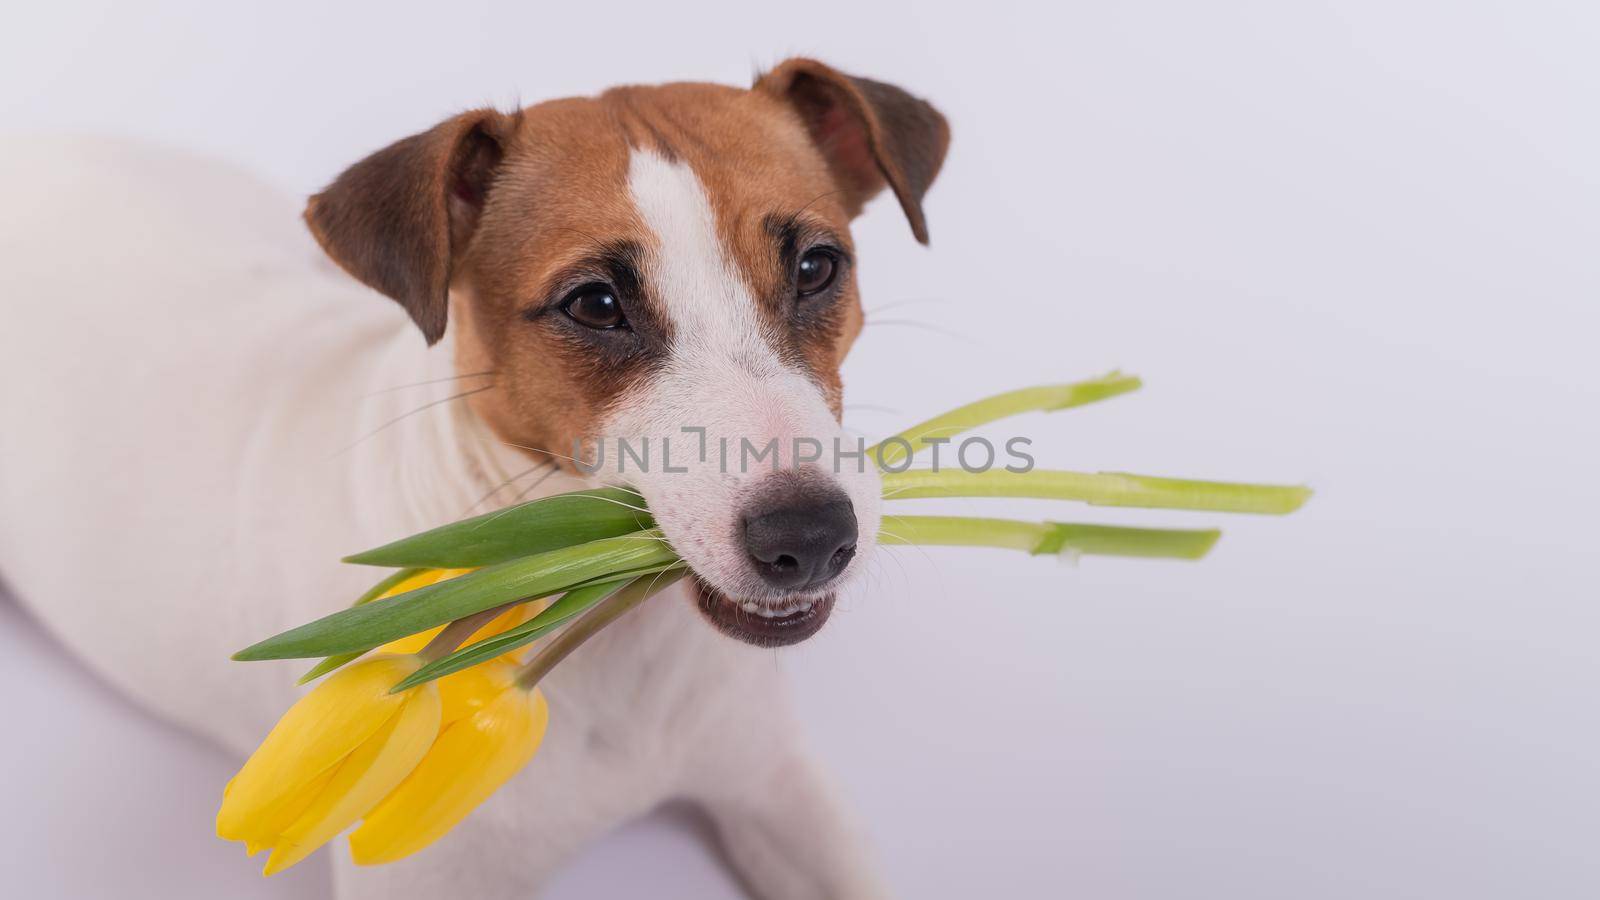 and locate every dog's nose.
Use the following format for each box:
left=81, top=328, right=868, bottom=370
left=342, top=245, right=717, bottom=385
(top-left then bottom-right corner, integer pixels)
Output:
left=743, top=496, right=858, bottom=591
